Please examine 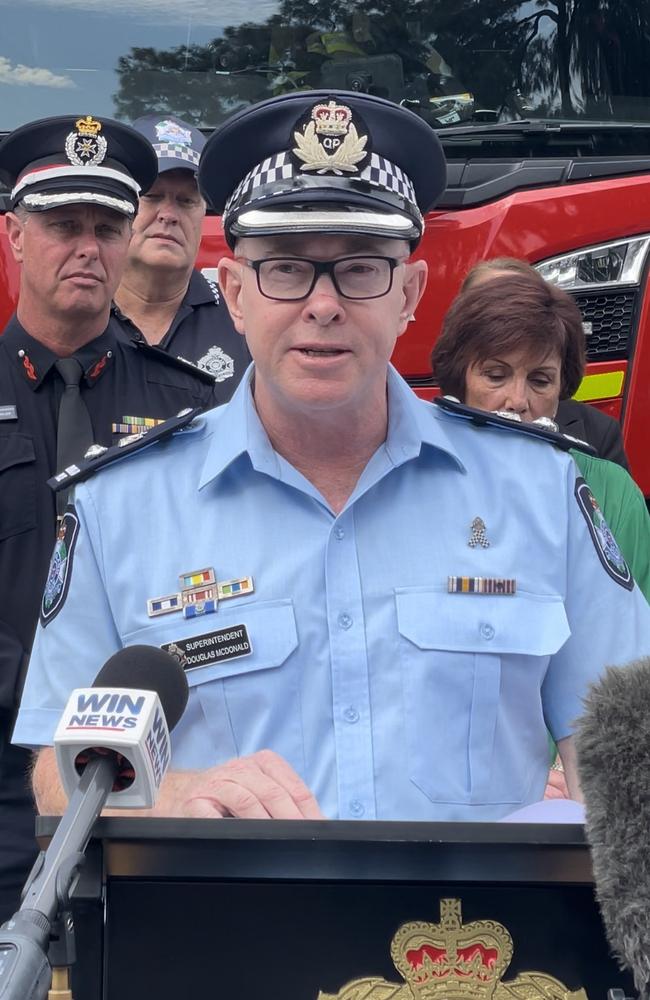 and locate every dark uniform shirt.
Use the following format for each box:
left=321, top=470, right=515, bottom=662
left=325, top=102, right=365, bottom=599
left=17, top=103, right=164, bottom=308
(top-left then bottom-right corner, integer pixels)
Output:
left=0, top=314, right=217, bottom=922
left=111, top=269, right=251, bottom=401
